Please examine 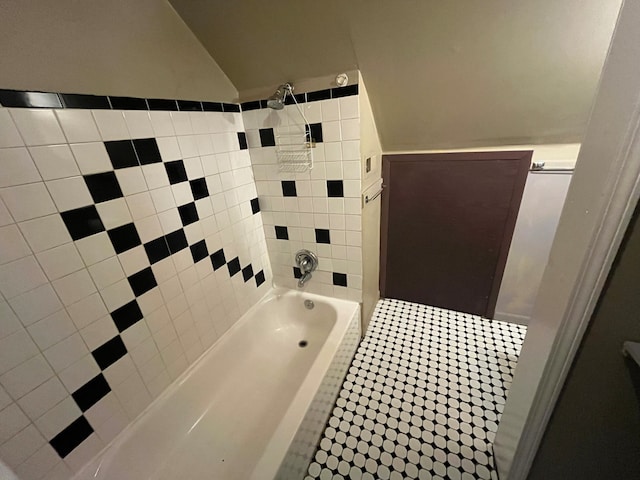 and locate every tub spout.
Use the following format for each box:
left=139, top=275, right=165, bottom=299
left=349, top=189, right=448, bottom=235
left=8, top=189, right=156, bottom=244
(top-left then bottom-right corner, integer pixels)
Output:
left=298, top=272, right=312, bottom=288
